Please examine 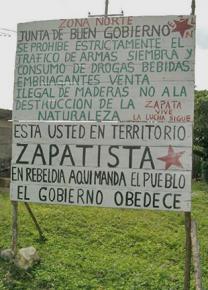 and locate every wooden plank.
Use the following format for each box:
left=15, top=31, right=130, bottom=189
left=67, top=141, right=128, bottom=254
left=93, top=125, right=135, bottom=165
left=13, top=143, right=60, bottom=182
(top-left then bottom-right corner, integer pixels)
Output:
left=13, top=68, right=195, bottom=83
left=11, top=164, right=192, bottom=192
left=11, top=201, right=18, bottom=254
left=13, top=15, right=195, bottom=121
left=13, top=81, right=194, bottom=95
left=24, top=203, right=46, bottom=241
left=11, top=143, right=192, bottom=171
left=16, top=16, right=195, bottom=47
left=12, top=122, right=193, bottom=147
left=10, top=182, right=191, bottom=212
left=14, top=106, right=193, bottom=124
